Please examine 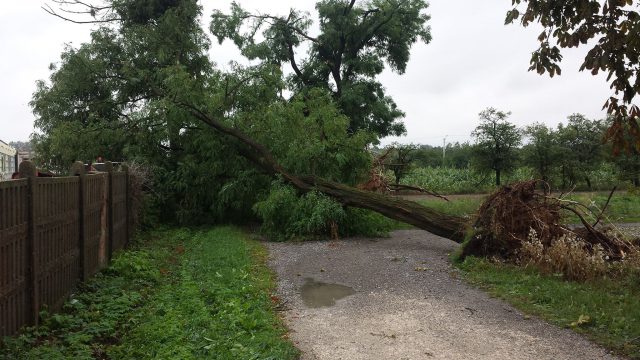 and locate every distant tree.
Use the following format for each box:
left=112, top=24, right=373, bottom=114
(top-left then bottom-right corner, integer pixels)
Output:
left=608, top=117, right=640, bottom=187
left=413, top=145, right=441, bottom=168
left=522, top=123, right=560, bottom=185
left=385, top=143, right=419, bottom=184
left=445, top=142, right=473, bottom=169
left=471, top=108, right=521, bottom=186
left=556, top=114, right=607, bottom=189
left=210, top=0, right=432, bottom=139
left=505, top=1, right=640, bottom=149
left=404, top=142, right=473, bottom=169
left=8, top=141, right=32, bottom=152
left=613, top=146, right=640, bottom=188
